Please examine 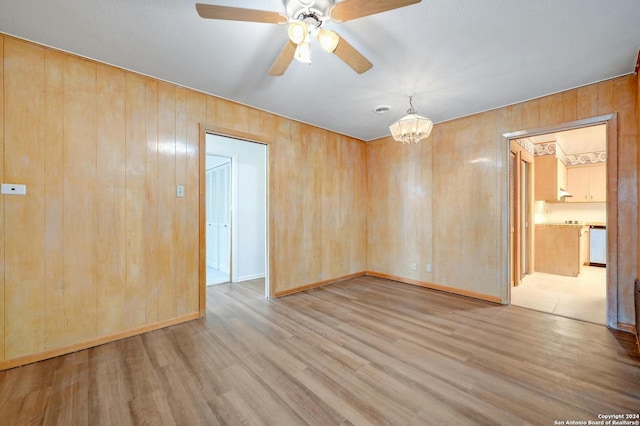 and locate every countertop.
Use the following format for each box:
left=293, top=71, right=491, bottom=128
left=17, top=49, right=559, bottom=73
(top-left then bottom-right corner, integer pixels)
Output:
left=535, top=222, right=606, bottom=227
